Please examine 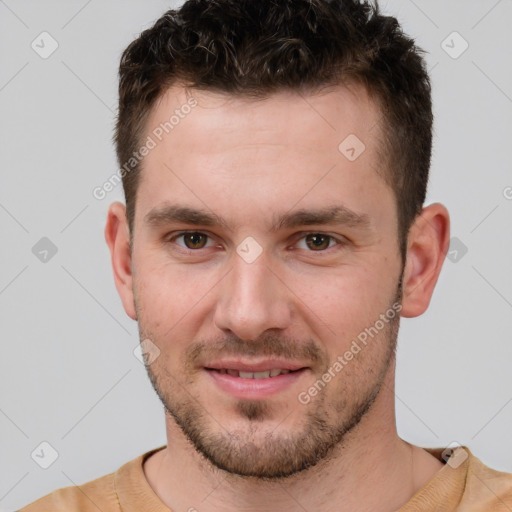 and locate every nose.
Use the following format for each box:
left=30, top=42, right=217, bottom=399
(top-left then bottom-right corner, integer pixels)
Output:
left=213, top=250, right=293, bottom=341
